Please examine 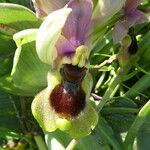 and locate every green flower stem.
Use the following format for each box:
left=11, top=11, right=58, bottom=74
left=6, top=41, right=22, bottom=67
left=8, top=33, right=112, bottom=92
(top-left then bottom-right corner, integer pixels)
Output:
left=123, top=100, right=150, bottom=150
left=66, top=139, right=78, bottom=150
left=90, top=54, right=117, bottom=71
left=95, top=72, right=106, bottom=92
left=97, top=66, right=130, bottom=112
left=34, top=135, right=47, bottom=150
left=102, top=107, right=139, bottom=114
